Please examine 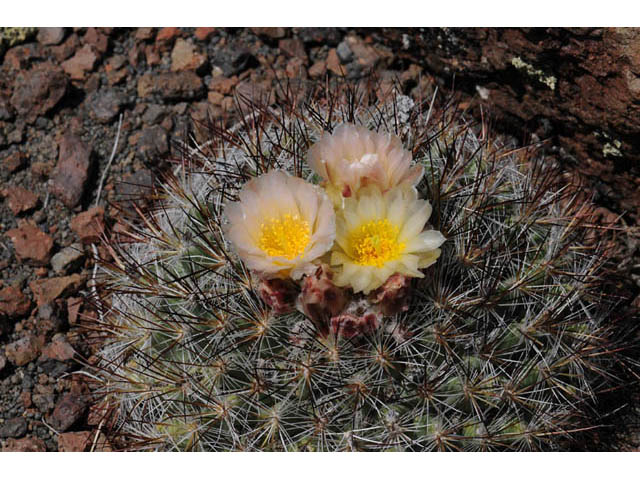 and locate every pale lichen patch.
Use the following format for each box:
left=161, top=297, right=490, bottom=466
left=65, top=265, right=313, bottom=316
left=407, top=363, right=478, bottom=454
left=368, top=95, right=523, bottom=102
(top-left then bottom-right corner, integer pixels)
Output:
left=511, top=56, right=557, bottom=91
left=595, top=131, right=624, bottom=158
left=603, top=140, right=623, bottom=158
